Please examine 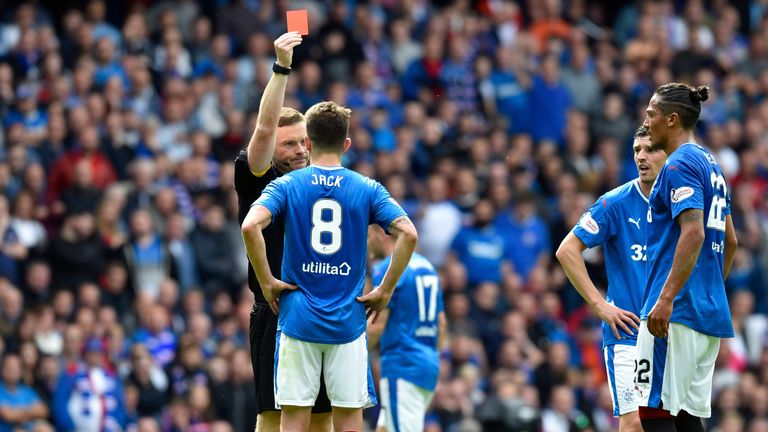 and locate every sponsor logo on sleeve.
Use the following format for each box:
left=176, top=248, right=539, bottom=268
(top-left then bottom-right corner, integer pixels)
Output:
left=670, top=186, right=694, bottom=203
left=579, top=212, right=600, bottom=234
